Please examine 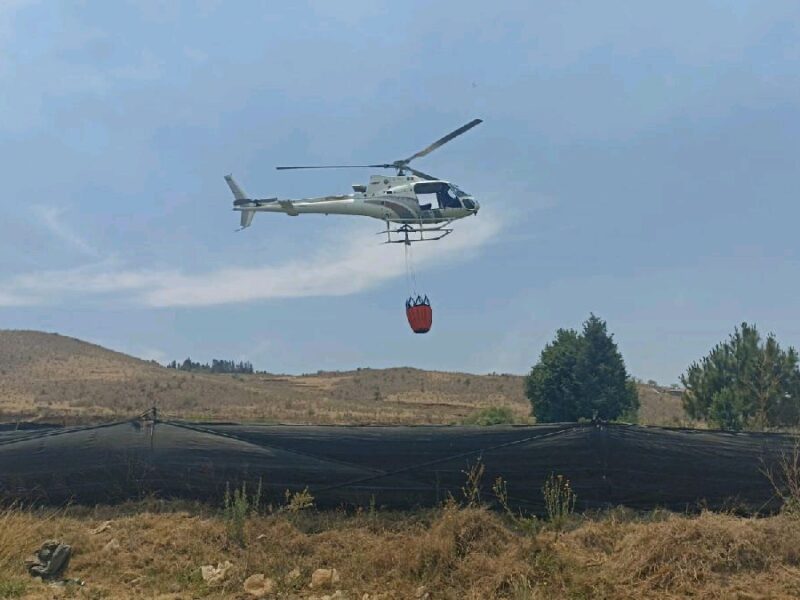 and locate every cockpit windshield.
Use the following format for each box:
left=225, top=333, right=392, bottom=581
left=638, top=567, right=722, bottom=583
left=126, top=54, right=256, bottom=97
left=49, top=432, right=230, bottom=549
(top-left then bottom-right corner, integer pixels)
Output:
left=414, top=182, right=463, bottom=209
left=449, top=183, right=471, bottom=198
